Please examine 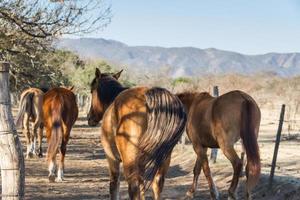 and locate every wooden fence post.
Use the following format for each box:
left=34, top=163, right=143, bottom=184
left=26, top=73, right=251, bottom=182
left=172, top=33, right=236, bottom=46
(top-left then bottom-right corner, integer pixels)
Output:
left=210, top=86, right=219, bottom=163
left=0, top=62, right=25, bottom=200
left=269, top=104, right=285, bottom=187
